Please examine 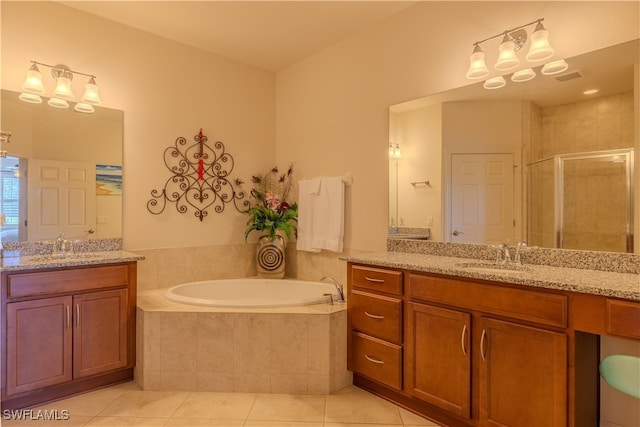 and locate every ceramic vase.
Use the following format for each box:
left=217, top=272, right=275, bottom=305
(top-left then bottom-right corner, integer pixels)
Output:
left=256, top=234, right=286, bottom=279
